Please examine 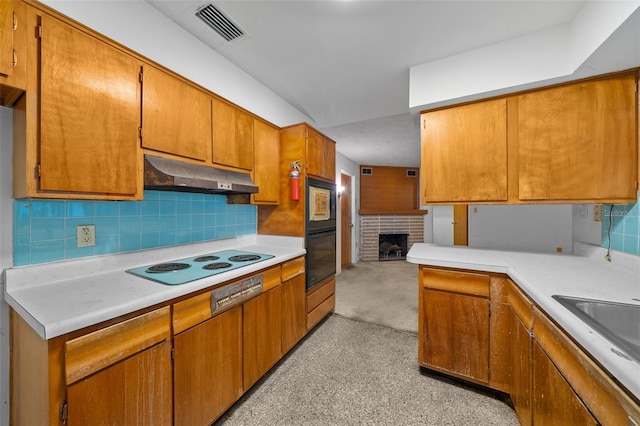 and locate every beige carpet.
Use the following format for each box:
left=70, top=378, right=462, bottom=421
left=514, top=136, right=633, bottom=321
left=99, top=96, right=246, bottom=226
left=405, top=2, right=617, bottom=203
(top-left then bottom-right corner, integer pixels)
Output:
left=335, top=260, right=419, bottom=334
